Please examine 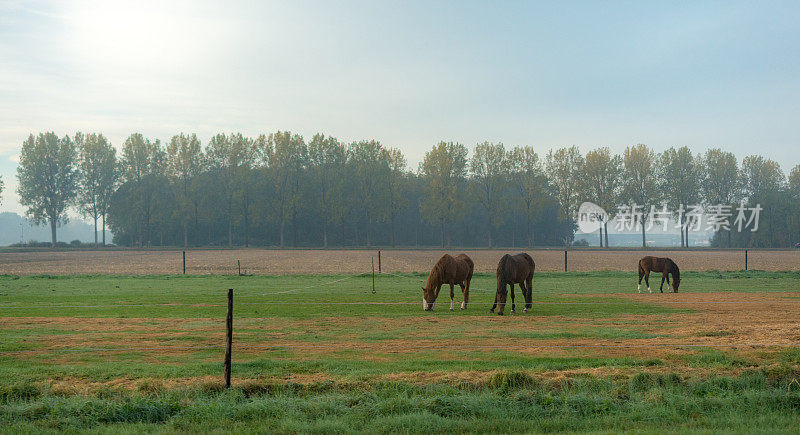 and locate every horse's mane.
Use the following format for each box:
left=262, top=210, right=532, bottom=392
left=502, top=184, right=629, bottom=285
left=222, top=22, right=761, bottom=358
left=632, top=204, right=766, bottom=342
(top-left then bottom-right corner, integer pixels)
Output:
left=496, top=254, right=511, bottom=280
left=671, top=259, right=680, bottom=280
left=426, top=257, right=447, bottom=288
